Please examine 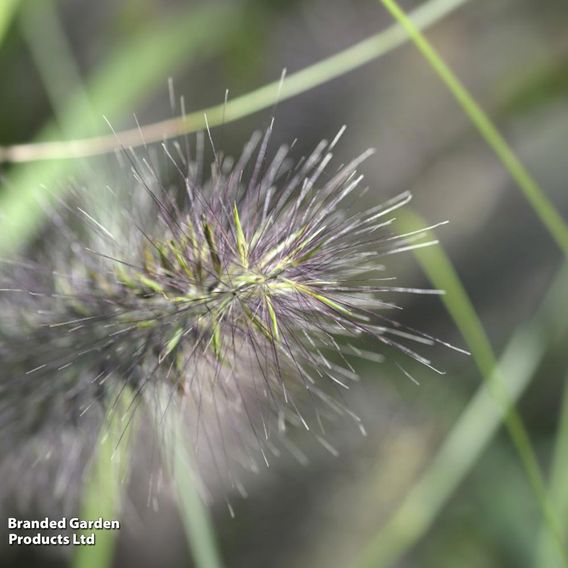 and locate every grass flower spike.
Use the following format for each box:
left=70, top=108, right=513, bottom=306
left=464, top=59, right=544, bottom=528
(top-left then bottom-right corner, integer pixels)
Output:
left=0, top=124, right=446, bottom=510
